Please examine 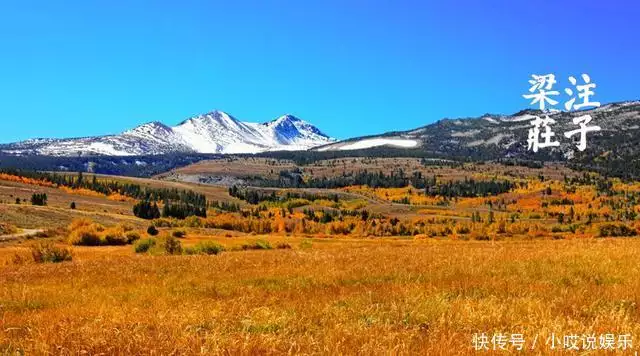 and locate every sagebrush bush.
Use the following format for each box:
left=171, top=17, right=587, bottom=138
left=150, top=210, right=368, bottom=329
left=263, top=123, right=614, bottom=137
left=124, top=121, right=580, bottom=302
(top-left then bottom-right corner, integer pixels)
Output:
left=276, top=242, right=292, bottom=249
left=31, top=243, right=73, bottom=263
left=152, top=218, right=174, bottom=228
left=163, top=236, right=182, bottom=255
left=242, top=240, right=273, bottom=250
left=0, top=222, right=18, bottom=235
left=117, top=223, right=135, bottom=232
left=134, top=238, right=156, bottom=253
left=185, top=241, right=225, bottom=255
